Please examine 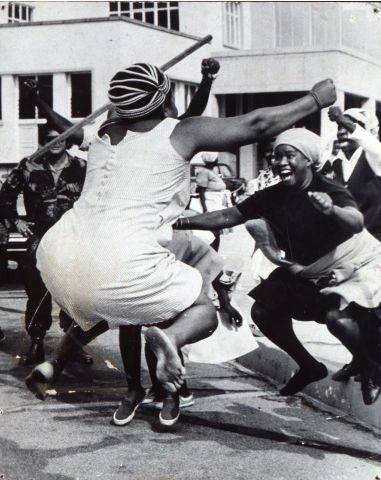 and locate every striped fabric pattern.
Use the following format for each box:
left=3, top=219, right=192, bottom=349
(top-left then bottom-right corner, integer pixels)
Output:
left=108, top=63, right=170, bottom=119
